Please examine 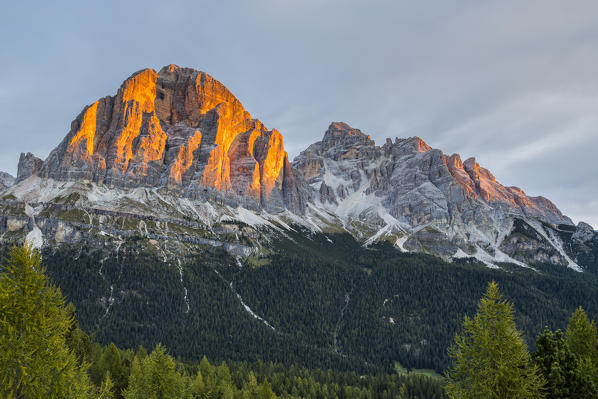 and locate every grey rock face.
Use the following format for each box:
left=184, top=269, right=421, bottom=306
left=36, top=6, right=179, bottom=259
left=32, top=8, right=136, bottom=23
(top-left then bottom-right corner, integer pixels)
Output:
left=293, top=121, right=575, bottom=266
left=498, top=219, right=569, bottom=266
left=0, top=172, right=15, bottom=191
left=403, top=227, right=459, bottom=256
left=573, top=222, right=595, bottom=242
left=17, top=153, right=43, bottom=182
left=4, top=64, right=587, bottom=270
